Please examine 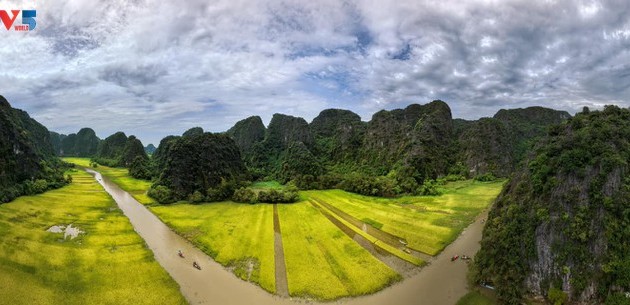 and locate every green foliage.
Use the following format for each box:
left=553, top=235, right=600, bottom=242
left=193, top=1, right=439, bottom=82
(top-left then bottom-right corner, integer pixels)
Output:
left=128, top=156, right=152, bottom=180
left=548, top=287, right=568, bottom=305
left=96, top=132, right=127, bottom=160
left=182, top=127, right=204, bottom=138
left=474, top=173, right=497, bottom=182
left=474, top=106, right=630, bottom=304
left=147, top=185, right=174, bottom=204
left=226, top=116, right=265, bottom=156
left=338, top=173, right=397, bottom=197
left=418, top=179, right=442, bottom=196
left=188, top=190, right=205, bottom=203
left=151, top=132, right=247, bottom=202
left=456, top=291, right=496, bottom=305
left=151, top=135, right=180, bottom=176
left=59, top=128, right=100, bottom=157
left=256, top=187, right=299, bottom=203
left=24, top=179, right=49, bottom=195
left=205, top=179, right=239, bottom=202
left=278, top=141, right=324, bottom=186
left=232, top=187, right=258, bottom=204
left=0, top=96, right=69, bottom=203
left=94, top=133, right=148, bottom=168
left=605, top=293, right=630, bottom=305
